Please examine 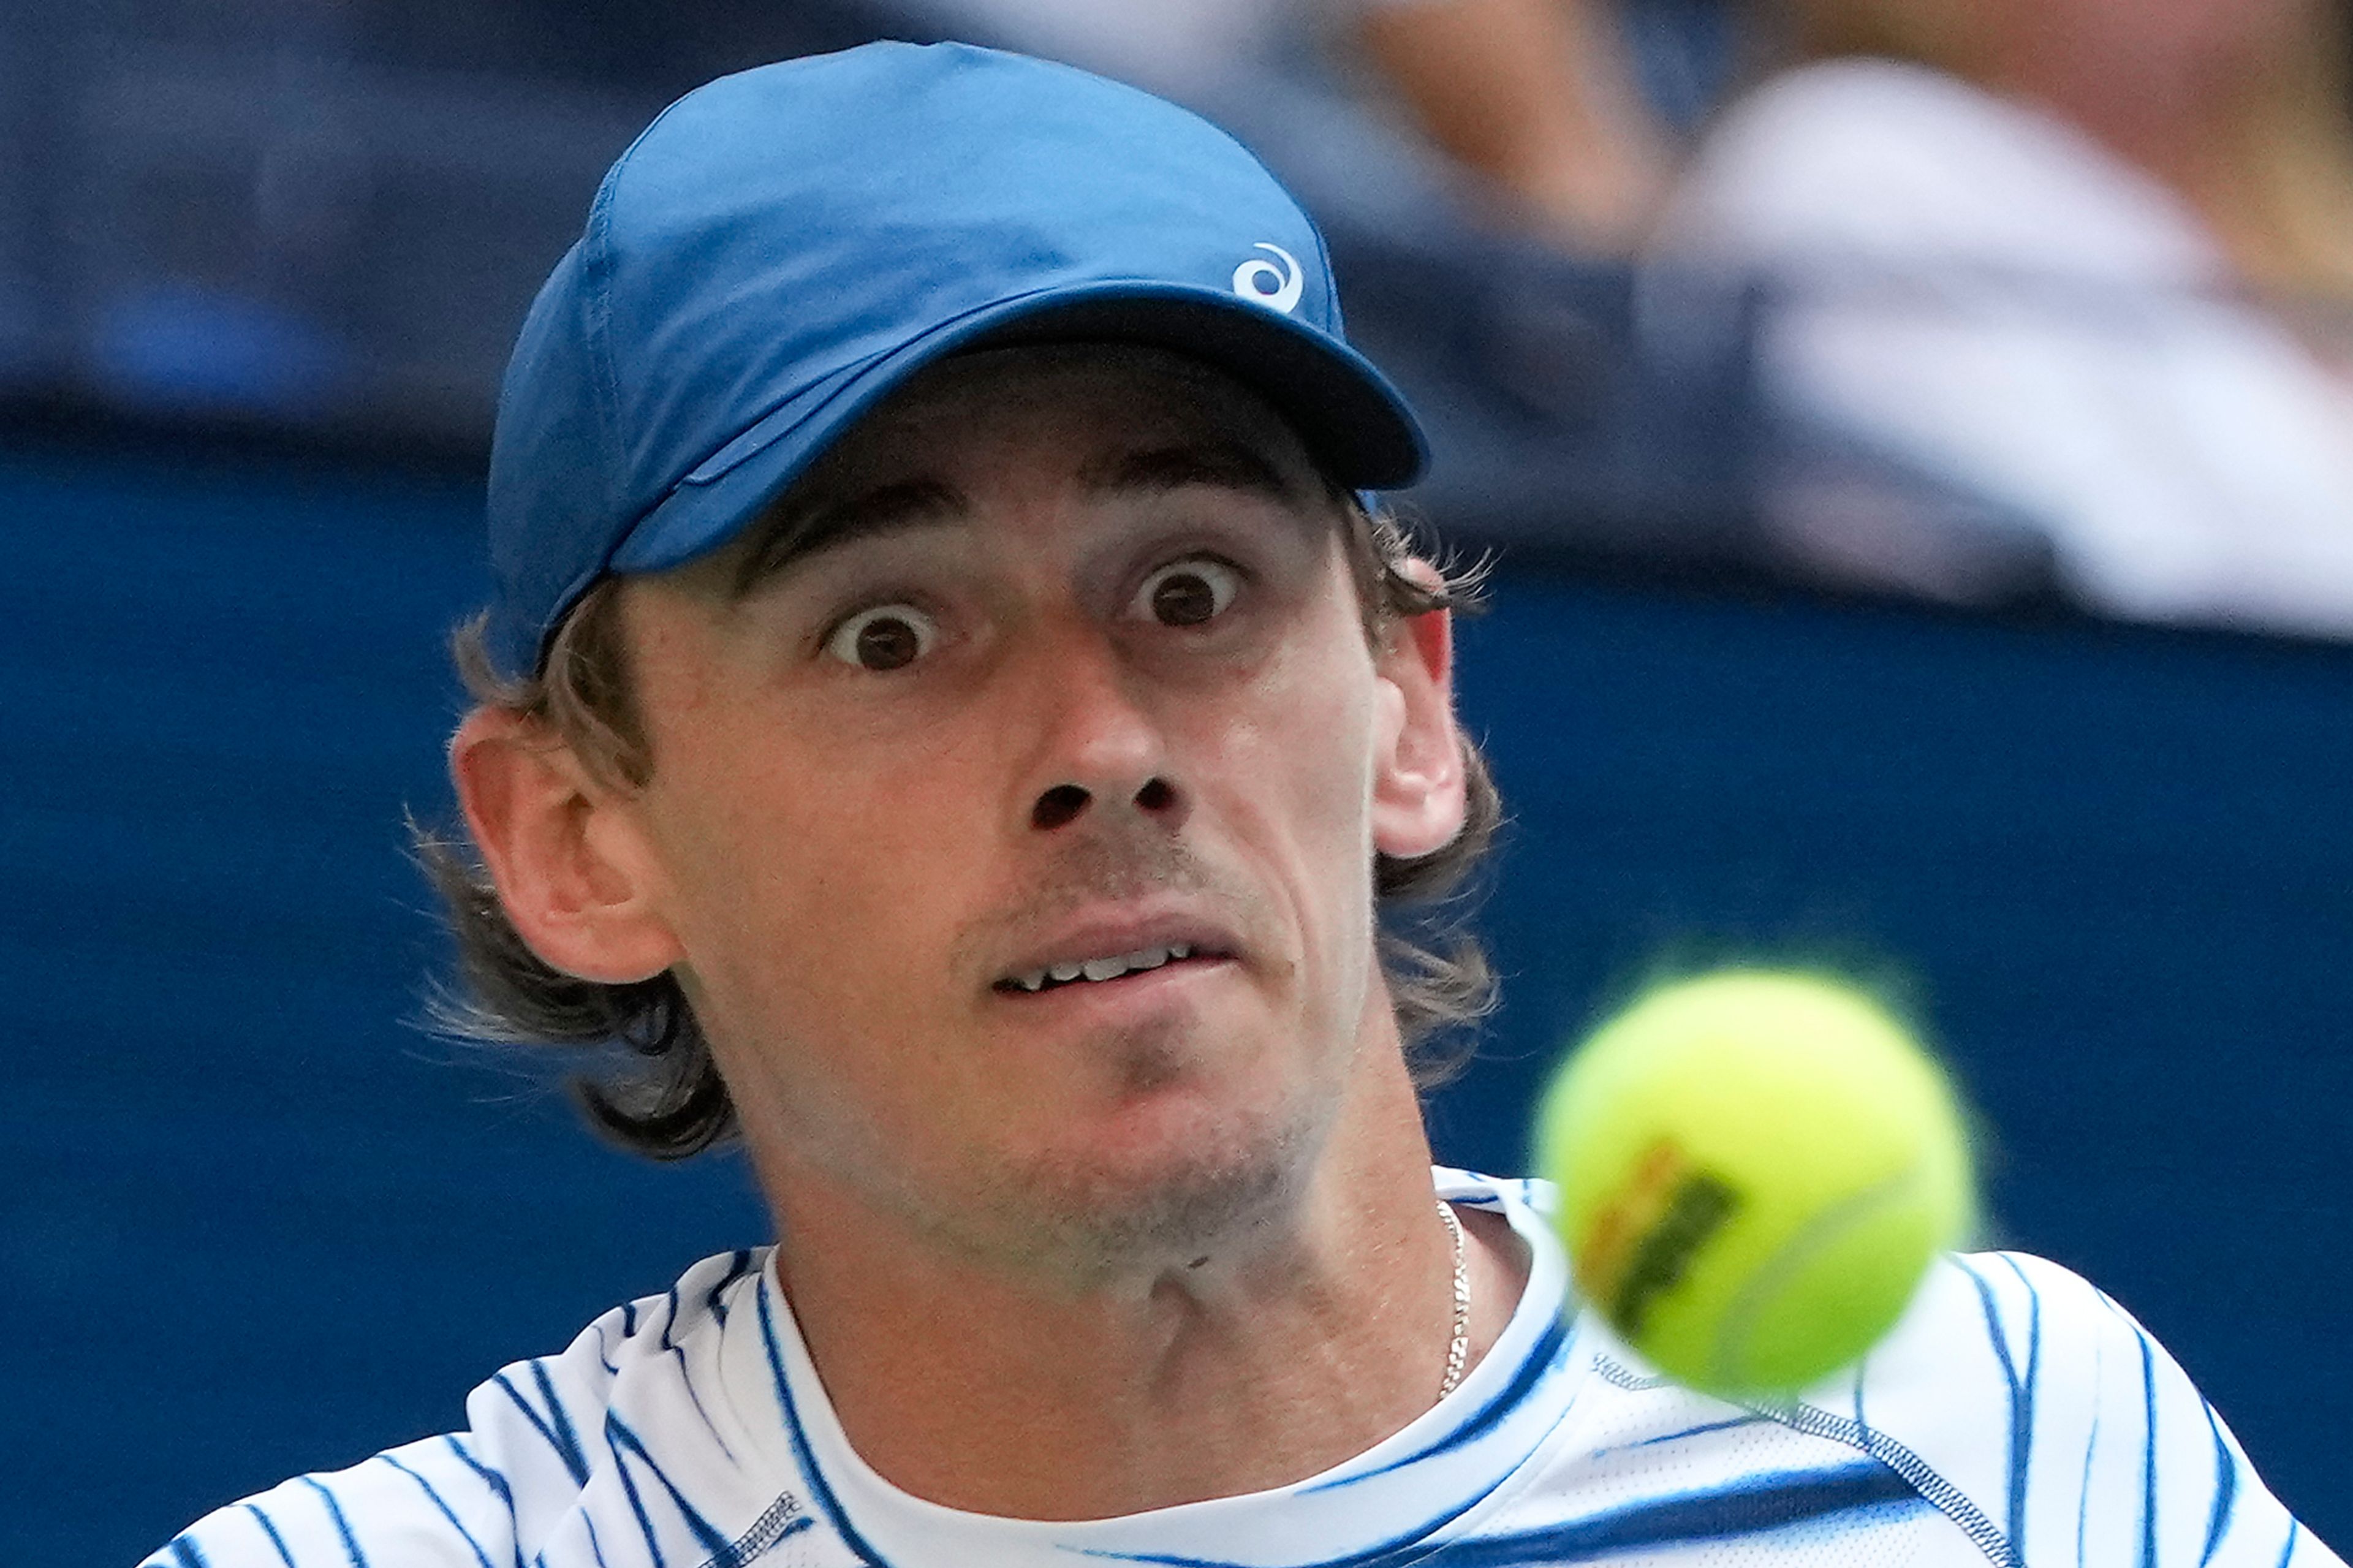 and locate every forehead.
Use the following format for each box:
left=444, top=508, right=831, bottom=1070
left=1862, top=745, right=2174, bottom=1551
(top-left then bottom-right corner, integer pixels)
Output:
left=715, top=343, right=1338, bottom=576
